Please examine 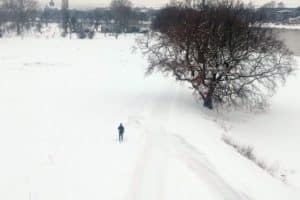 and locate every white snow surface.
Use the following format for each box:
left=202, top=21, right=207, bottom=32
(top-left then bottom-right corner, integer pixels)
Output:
left=263, top=23, right=300, bottom=30
left=0, top=35, right=299, bottom=200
